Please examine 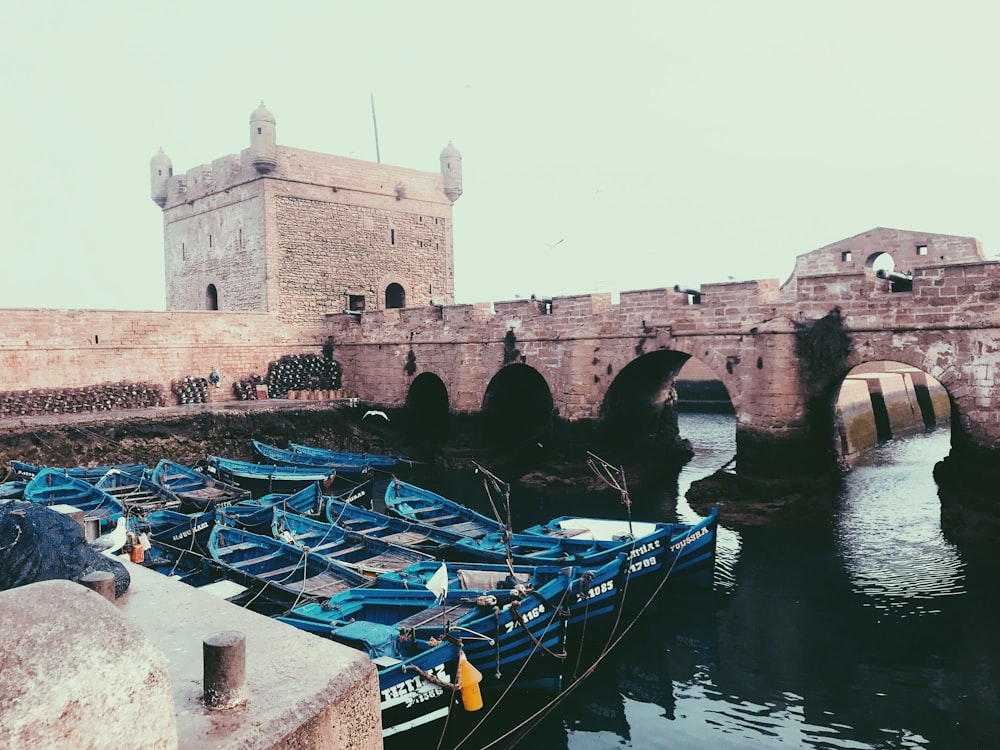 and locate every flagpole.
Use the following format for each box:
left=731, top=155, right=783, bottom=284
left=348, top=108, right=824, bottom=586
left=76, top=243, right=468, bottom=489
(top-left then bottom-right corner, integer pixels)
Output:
left=370, top=93, right=381, bottom=164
